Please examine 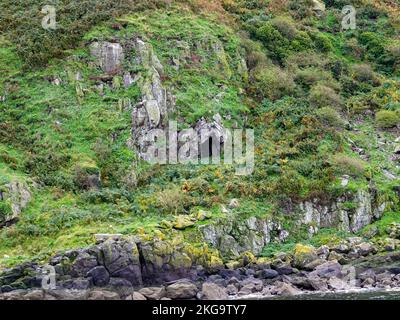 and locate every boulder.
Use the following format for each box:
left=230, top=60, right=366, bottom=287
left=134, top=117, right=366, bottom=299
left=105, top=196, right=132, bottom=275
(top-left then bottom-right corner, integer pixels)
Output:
left=138, top=287, right=166, bottom=300
left=260, top=269, right=279, bottom=279
left=71, top=252, right=98, bottom=277
left=355, top=243, right=377, bottom=256
left=87, top=266, right=110, bottom=287
left=87, top=290, right=120, bottom=300
left=201, top=282, right=228, bottom=300
left=310, top=261, right=342, bottom=279
left=293, top=244, right=319, bottom=269
left=166, top=281, right=198, bottom=299
left=127, top=292, right=147, bottom=300
left=273, top=282, right=301, bottom=296
left=328, top=277, right=351, bottom=291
